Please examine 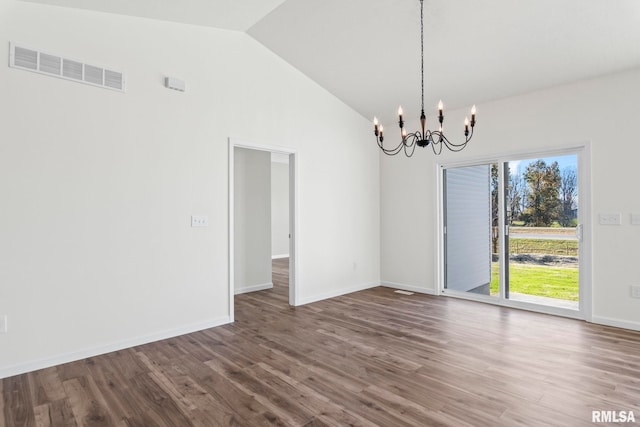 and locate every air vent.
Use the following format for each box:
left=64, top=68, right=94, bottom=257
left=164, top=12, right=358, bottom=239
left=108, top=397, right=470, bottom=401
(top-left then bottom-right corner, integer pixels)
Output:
left=9, top=42, right=125, bottom=92
left=84, top=64, right=103, bottom=85
left=105, top=70, right=123, bottom=90
left=14, top=46, right=37, bottom=70
left=39, top=53, right=61, bottom=75
left=62, top=59, right=83, bottom=80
